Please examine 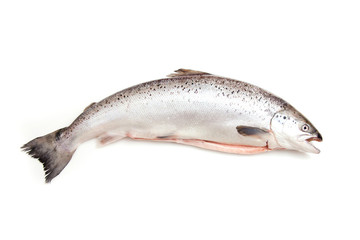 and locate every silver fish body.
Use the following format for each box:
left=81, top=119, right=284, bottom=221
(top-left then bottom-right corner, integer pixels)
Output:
left=22, top=69, right=322, bottom=182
